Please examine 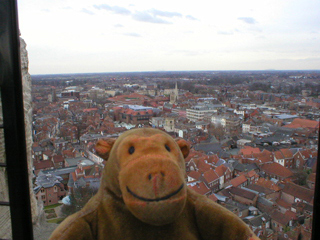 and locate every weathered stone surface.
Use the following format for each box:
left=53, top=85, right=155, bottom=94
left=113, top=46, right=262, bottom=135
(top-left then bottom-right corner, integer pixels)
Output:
left=21, top=37, right=42, bottom=225
left=0, top=206, right=11, bottom=239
